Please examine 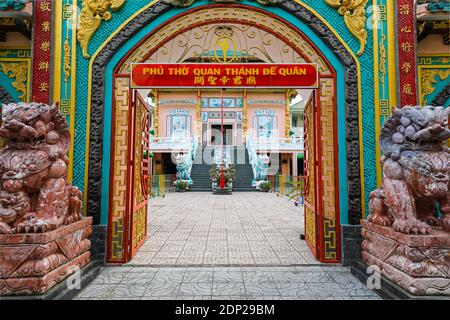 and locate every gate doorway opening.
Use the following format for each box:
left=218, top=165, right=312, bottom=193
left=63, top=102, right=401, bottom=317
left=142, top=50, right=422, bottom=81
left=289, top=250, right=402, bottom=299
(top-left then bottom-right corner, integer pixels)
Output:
left=210, top=124, right=233, bottom=146
left=96, top=4, right=361, bottom=265
left=120, top=86, right=322, bottom=267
